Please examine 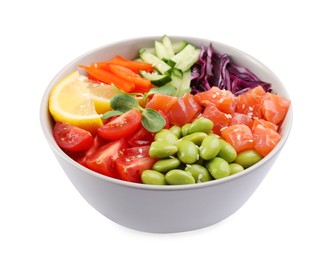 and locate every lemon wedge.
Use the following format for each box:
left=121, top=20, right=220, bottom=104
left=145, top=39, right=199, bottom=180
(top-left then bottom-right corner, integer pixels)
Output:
left=48, top=71, right=103, bottom=133
left=87, top=82, right=116, bottom=114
